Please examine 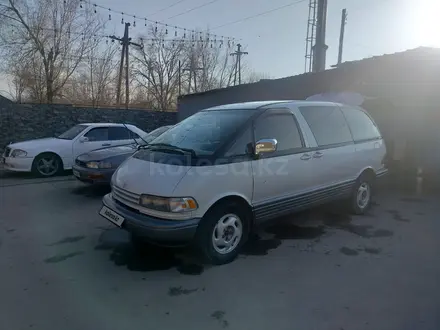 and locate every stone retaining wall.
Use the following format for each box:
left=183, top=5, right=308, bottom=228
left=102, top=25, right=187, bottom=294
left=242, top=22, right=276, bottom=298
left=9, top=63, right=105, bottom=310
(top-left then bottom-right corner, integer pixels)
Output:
left=0, top=104, right=177, bottom=152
